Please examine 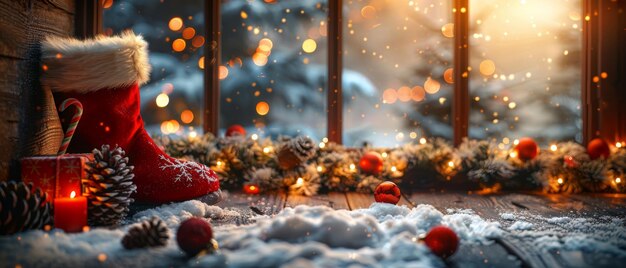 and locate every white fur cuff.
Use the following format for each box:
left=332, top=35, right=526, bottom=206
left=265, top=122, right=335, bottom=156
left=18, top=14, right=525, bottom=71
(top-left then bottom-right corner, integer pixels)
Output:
left=41, top=31, right=151, bottom=93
